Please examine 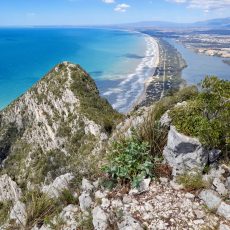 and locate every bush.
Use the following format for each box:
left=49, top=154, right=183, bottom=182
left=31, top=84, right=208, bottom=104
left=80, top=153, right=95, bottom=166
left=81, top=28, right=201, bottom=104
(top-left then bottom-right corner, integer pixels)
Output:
left=153, top=85, right=198, bottom=120
left=102, top=136, right=153, bottom=188
left=170, top=76, right=230, bottom=157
